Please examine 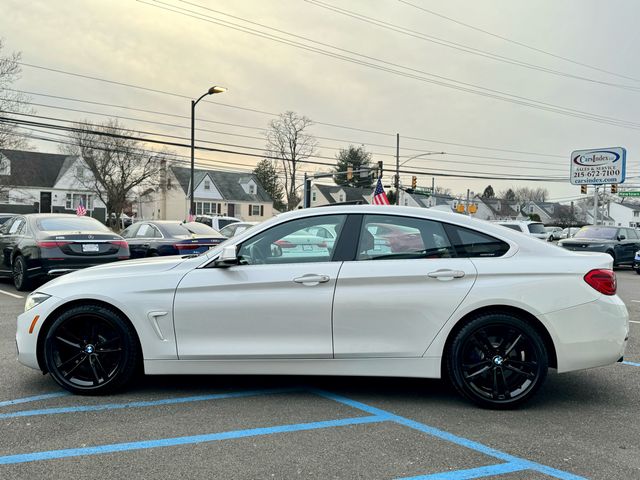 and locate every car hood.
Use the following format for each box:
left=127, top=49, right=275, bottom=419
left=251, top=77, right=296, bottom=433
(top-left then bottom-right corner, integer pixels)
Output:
left=39, top=256, right=190, bottom=291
